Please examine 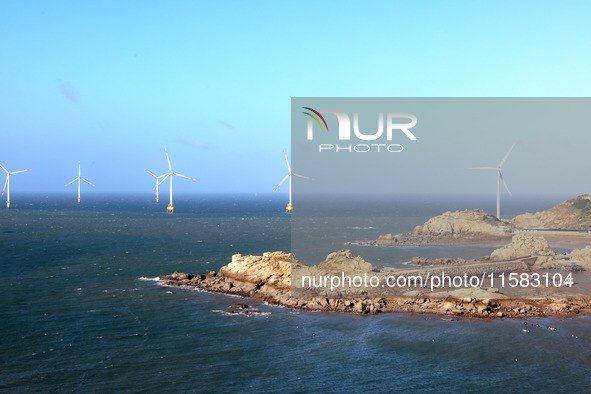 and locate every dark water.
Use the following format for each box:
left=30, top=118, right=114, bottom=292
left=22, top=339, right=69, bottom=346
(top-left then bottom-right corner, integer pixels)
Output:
left=1, top=194, right=590, bottom=392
